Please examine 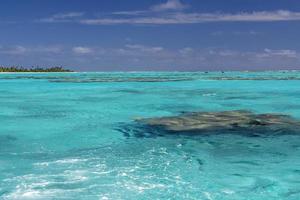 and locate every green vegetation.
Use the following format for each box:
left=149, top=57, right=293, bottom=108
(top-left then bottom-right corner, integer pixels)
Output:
left=0, top=66, right=73, bottom=72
